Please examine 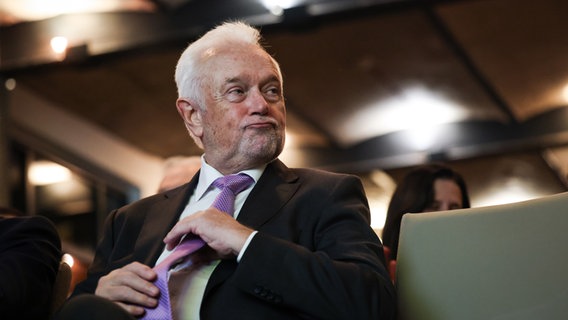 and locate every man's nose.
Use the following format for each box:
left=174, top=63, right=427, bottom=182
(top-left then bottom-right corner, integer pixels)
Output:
left=248, top=90, right=269, bottom=114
